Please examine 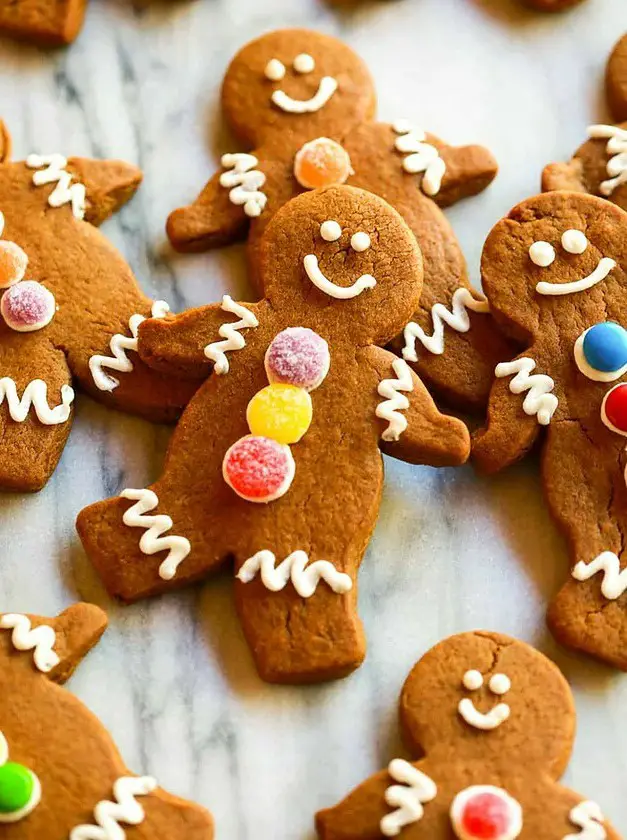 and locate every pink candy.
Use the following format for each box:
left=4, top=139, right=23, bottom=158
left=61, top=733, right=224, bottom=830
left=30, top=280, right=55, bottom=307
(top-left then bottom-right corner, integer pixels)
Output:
left=264, top=327, right=330, bottom=391
left=223, top=435, right=295, bottom=503
left=1, top=280, right=56, bottom=332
